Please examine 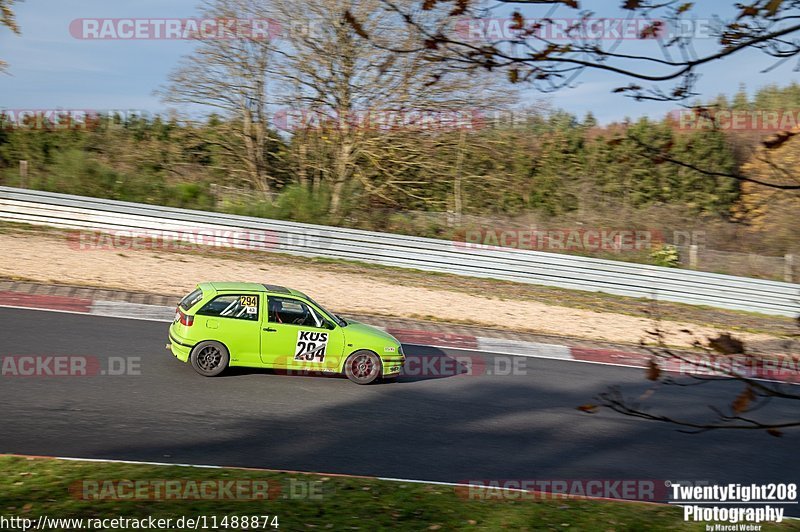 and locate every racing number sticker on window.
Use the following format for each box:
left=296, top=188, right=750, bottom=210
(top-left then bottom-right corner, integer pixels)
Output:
left=239, top=295, right=258, bottom=315
left=294, top=331, right=329, bottom=363
left=240, top=295, right=257, bottom=307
